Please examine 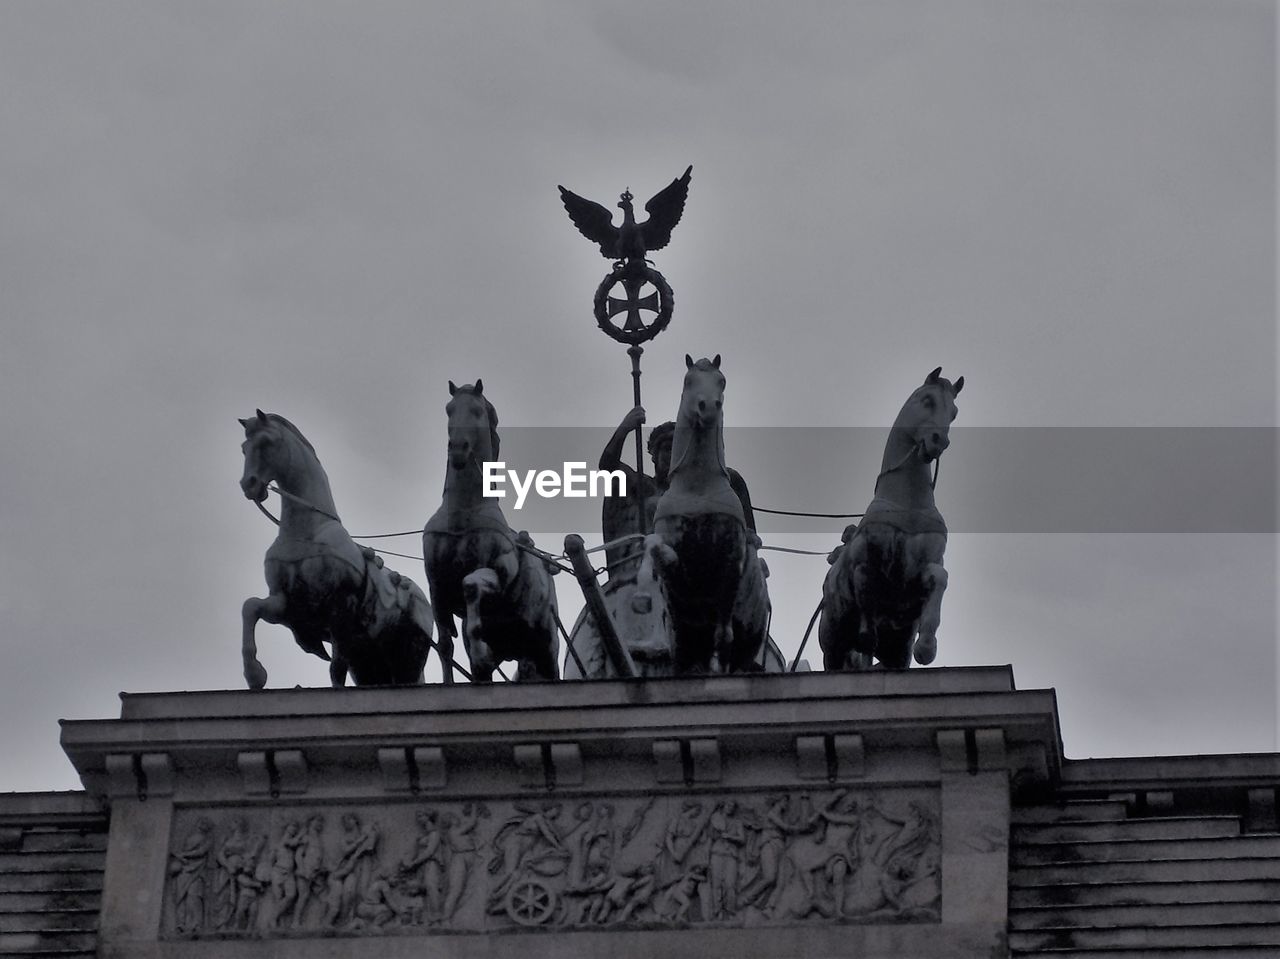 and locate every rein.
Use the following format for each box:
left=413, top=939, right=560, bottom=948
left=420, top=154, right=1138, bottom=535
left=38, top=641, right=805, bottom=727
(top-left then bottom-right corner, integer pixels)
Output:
left=254, top=500, right=281, bottom=527
left=873, top=440, right=942, bottom=493
left=252, top=484, right=342, bottom=527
